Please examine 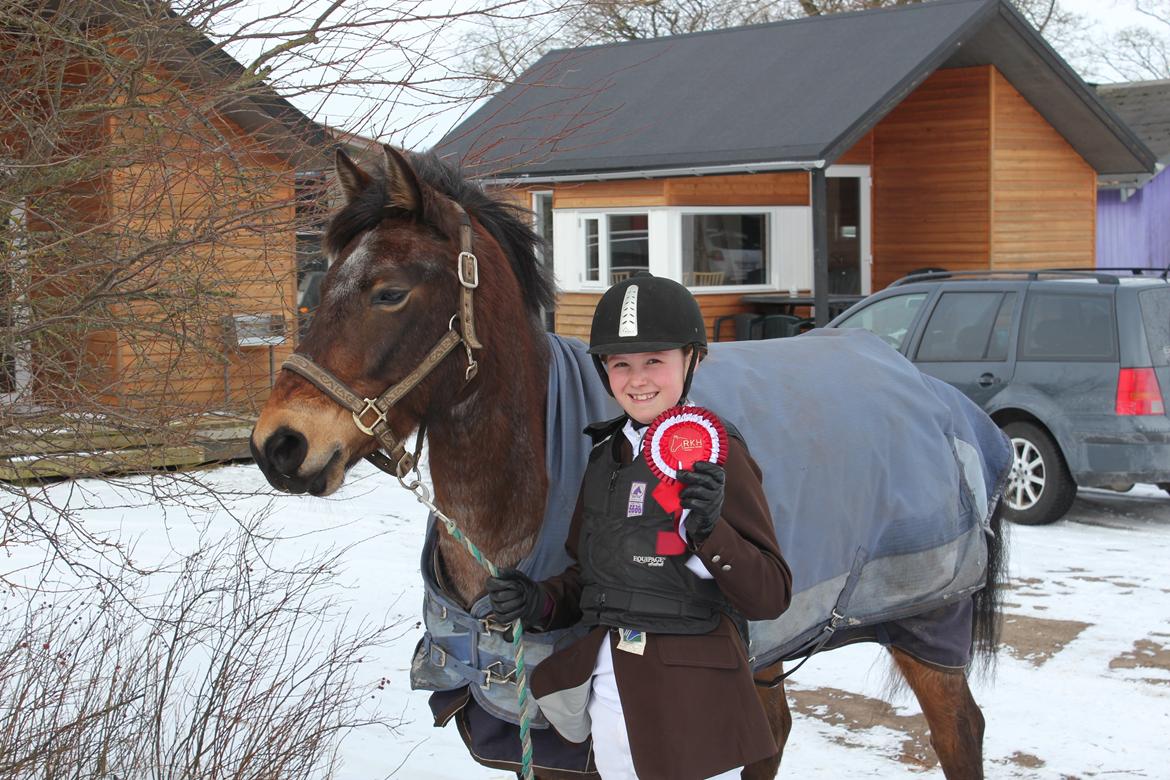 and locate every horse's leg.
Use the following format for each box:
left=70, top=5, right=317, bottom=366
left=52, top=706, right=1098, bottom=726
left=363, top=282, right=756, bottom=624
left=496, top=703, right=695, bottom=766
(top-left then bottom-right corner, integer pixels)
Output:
left=890, top=648, right=984, bottom=780
left=741, top=662, right=790, bottom=780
